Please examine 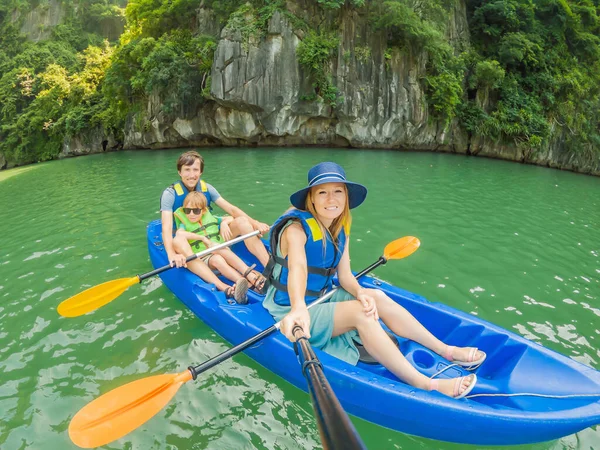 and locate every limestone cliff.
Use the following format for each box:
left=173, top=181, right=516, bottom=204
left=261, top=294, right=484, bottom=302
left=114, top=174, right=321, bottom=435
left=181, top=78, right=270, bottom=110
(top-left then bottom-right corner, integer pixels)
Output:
left=61, top=126, right=120, bottom=158
left=122, top=3, right=468, bottom=149
left=18, top=1, right=66, bottom=42
left=70, top=1, right=600, bottom=175
left=16, top=0, right=124, bottom=43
